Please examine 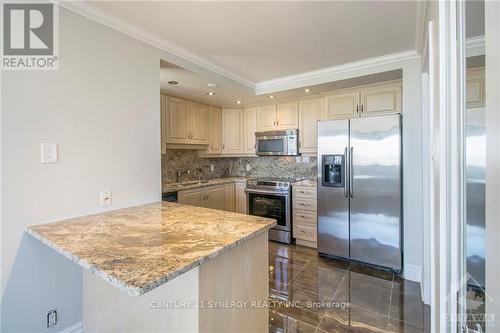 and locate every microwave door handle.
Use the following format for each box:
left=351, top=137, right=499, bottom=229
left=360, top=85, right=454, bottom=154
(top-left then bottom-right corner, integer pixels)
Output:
left=344, top=147, right=349, bottom=198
